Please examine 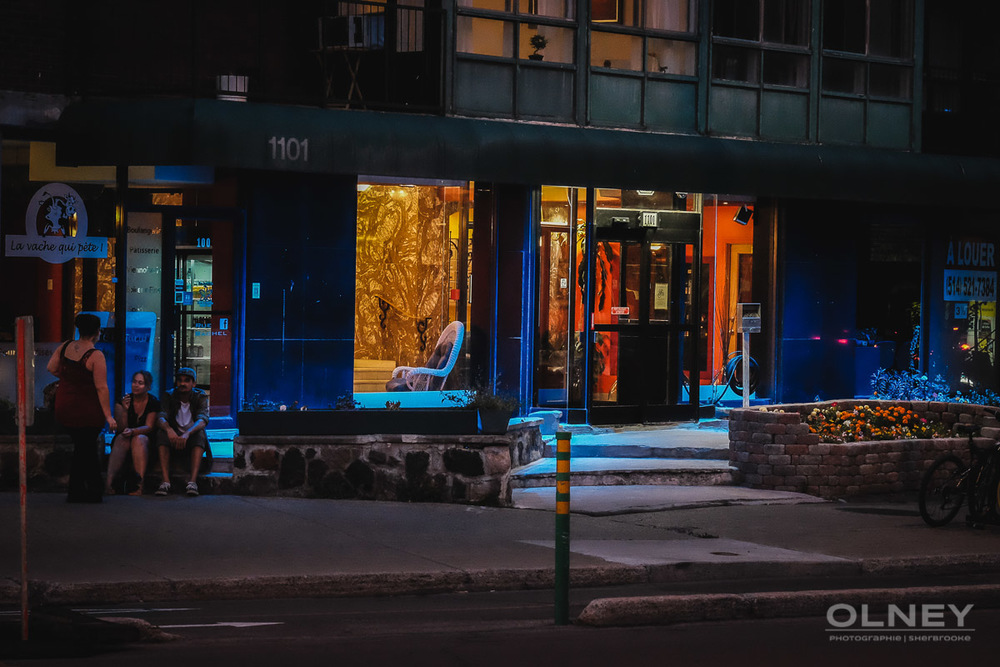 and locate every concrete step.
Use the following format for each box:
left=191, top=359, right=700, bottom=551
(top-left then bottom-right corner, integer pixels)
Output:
left=545, top=443, right=730, bottom=460
left=542, top=425, right=731, bottom=460
left=509, top=457, right=737, bottom=489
